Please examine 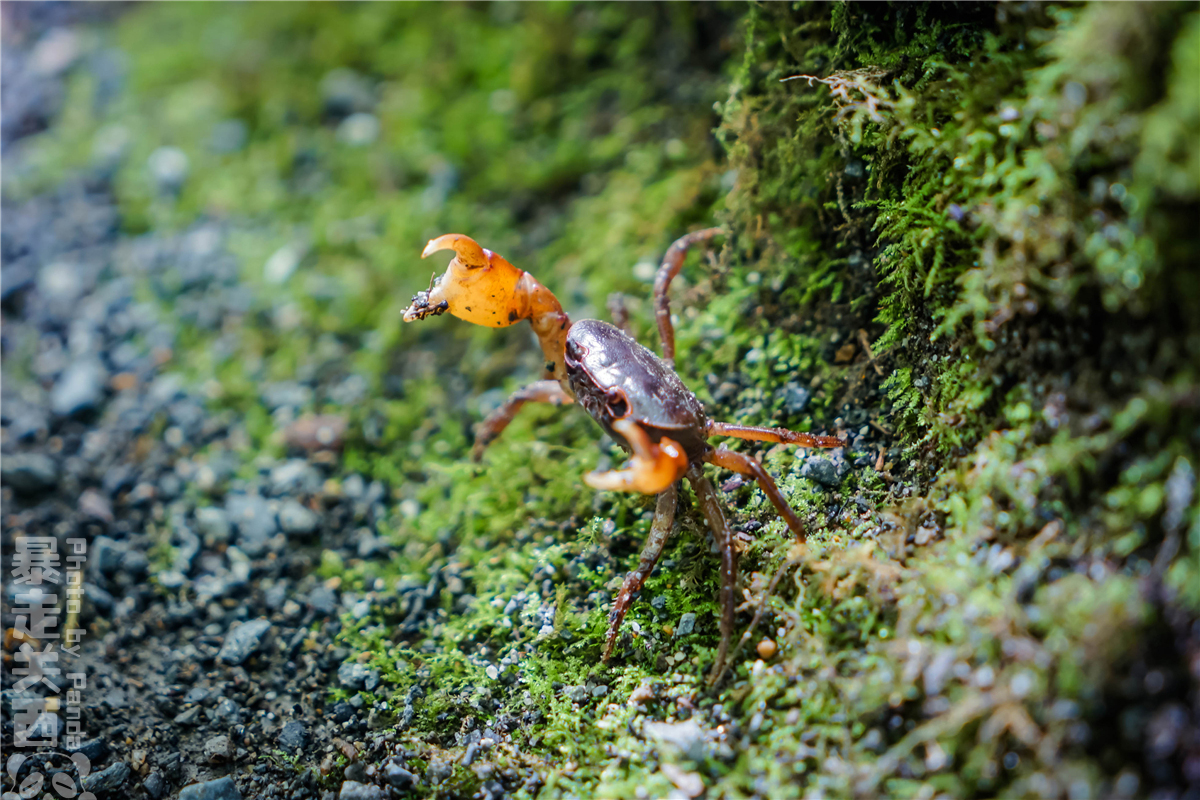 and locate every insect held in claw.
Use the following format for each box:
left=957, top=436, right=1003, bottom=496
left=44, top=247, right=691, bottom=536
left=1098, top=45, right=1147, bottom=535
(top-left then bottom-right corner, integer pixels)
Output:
left=402, top=229, right=844, bottom=685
